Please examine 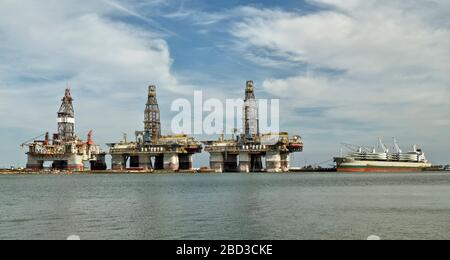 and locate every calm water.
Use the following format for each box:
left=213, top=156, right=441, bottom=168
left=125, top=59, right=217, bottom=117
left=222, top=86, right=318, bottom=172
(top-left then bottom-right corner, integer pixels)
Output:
left=0, top=172, right=449, bottom=240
